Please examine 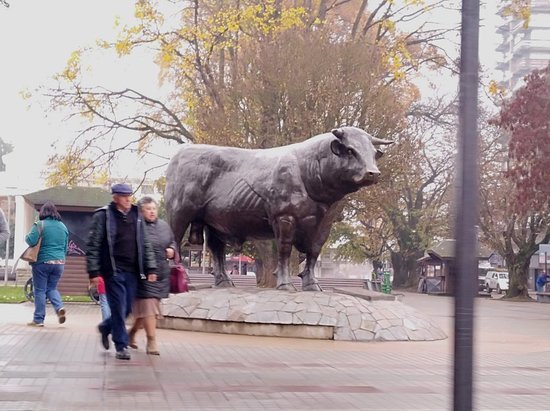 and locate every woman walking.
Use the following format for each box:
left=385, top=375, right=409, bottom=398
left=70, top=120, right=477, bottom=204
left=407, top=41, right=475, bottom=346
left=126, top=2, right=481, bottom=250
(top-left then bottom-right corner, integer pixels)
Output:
left=128, top=197, right=176, bottom=355
left=25, top=201, right=69, bottom=327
